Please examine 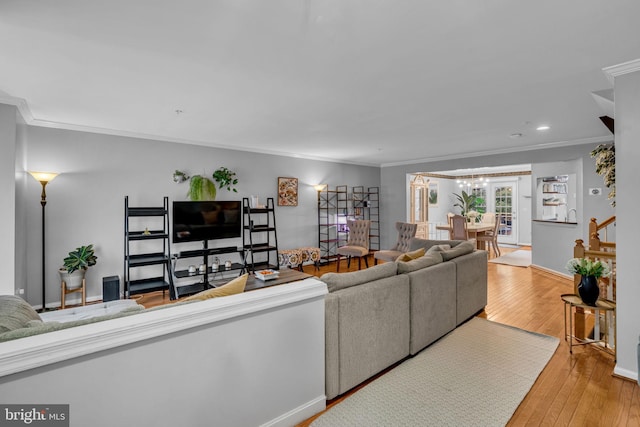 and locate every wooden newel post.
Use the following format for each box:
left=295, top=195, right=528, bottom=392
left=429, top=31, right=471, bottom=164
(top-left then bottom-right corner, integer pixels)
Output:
left=589, top=218, right=601, bottom=252
left=573, top=239, right=589, bottom=339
